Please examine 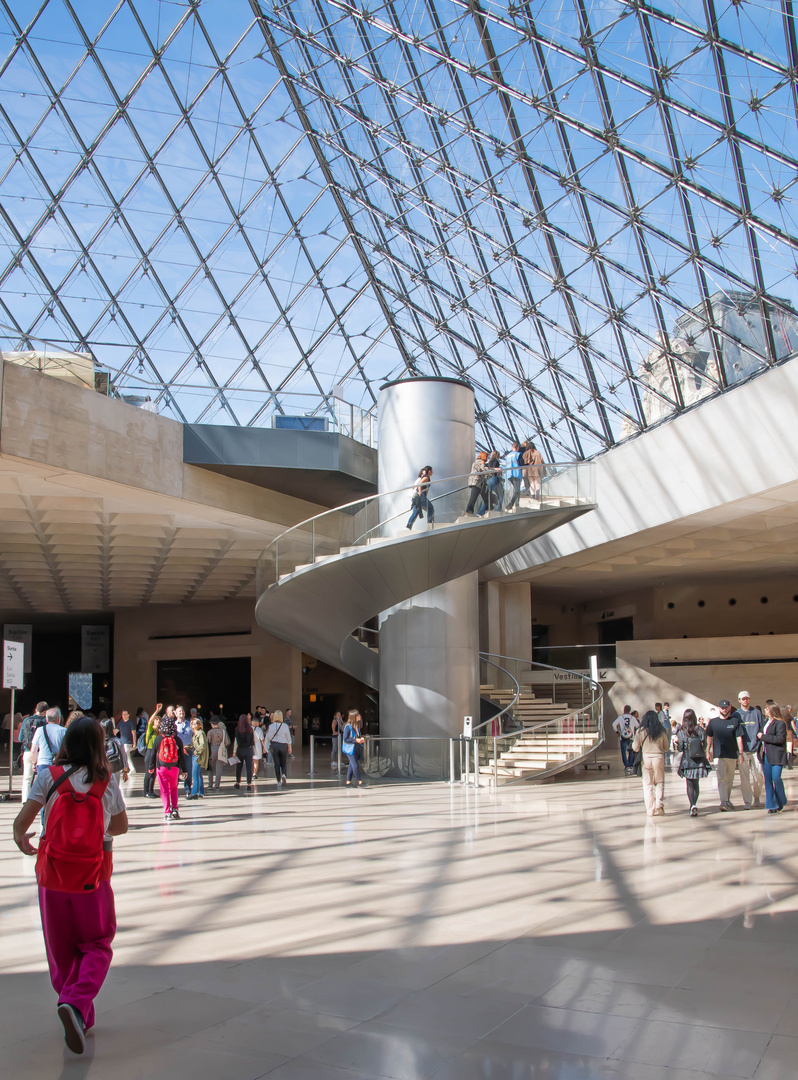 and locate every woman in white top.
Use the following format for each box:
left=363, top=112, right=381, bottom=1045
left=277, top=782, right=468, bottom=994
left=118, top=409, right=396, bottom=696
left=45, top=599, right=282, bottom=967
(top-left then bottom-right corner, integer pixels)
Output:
left=252, top=717, right=266, bottom=780
left=265, top=709, right=293, bottom=787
